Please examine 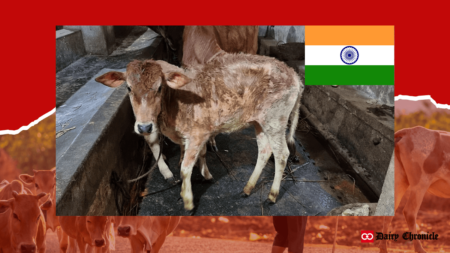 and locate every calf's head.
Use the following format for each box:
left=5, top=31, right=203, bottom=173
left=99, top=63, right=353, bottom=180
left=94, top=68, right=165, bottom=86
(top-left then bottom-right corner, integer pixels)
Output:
left=84, top=216, right=109, bottom=247
left=95, top=60, right=190, bottom=136
left=0, top=191, right=48, bottom=253
left=19, top=168, right=56, bottom=195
